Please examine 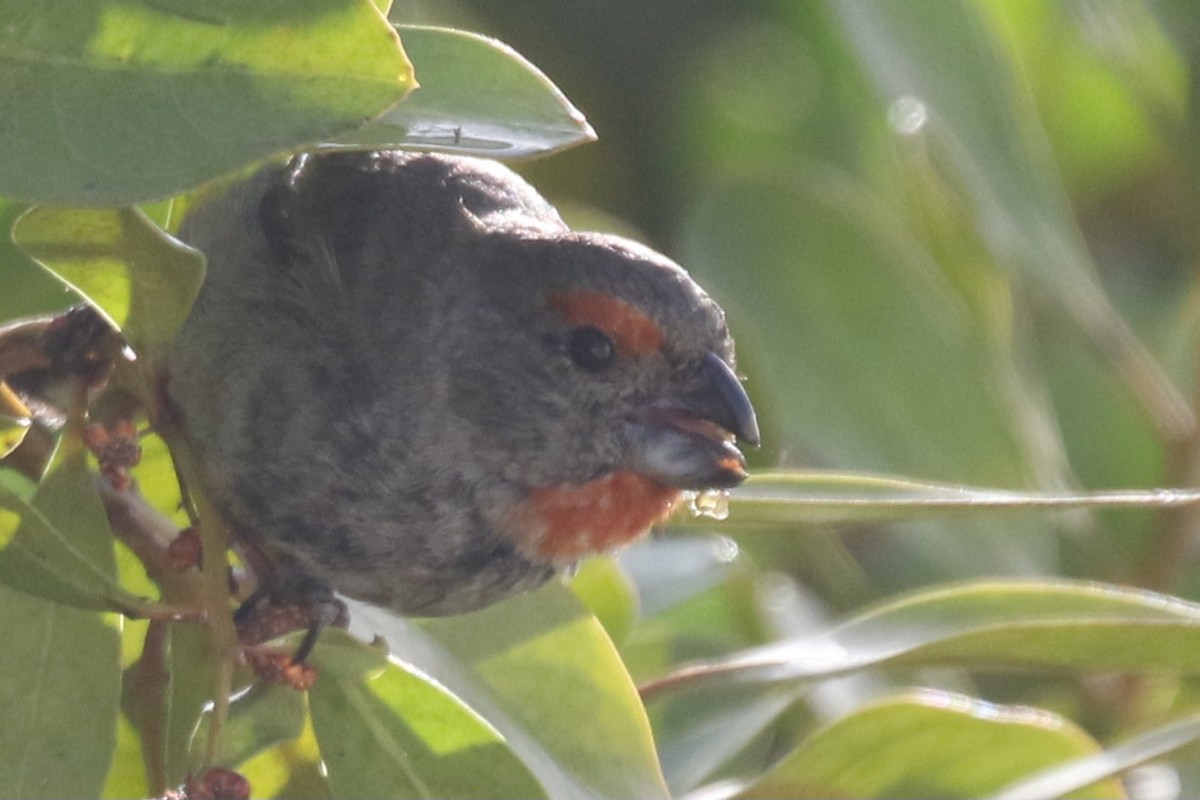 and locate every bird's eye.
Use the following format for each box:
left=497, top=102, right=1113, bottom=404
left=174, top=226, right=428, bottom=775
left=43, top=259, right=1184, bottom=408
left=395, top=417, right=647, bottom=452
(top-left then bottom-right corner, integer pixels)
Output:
left=567, top=325, right=616, bottom=372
